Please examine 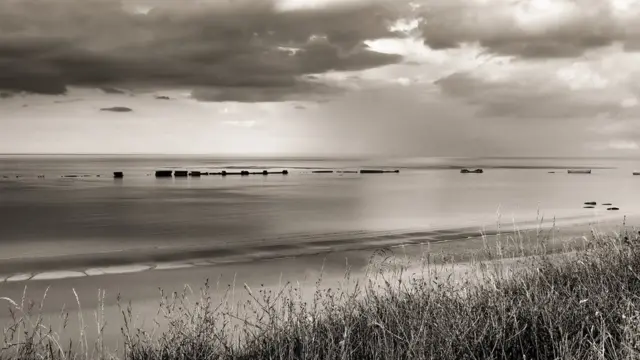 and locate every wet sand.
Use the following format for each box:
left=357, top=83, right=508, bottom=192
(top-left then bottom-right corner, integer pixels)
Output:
left=0, top=217, right=627, bottom=352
